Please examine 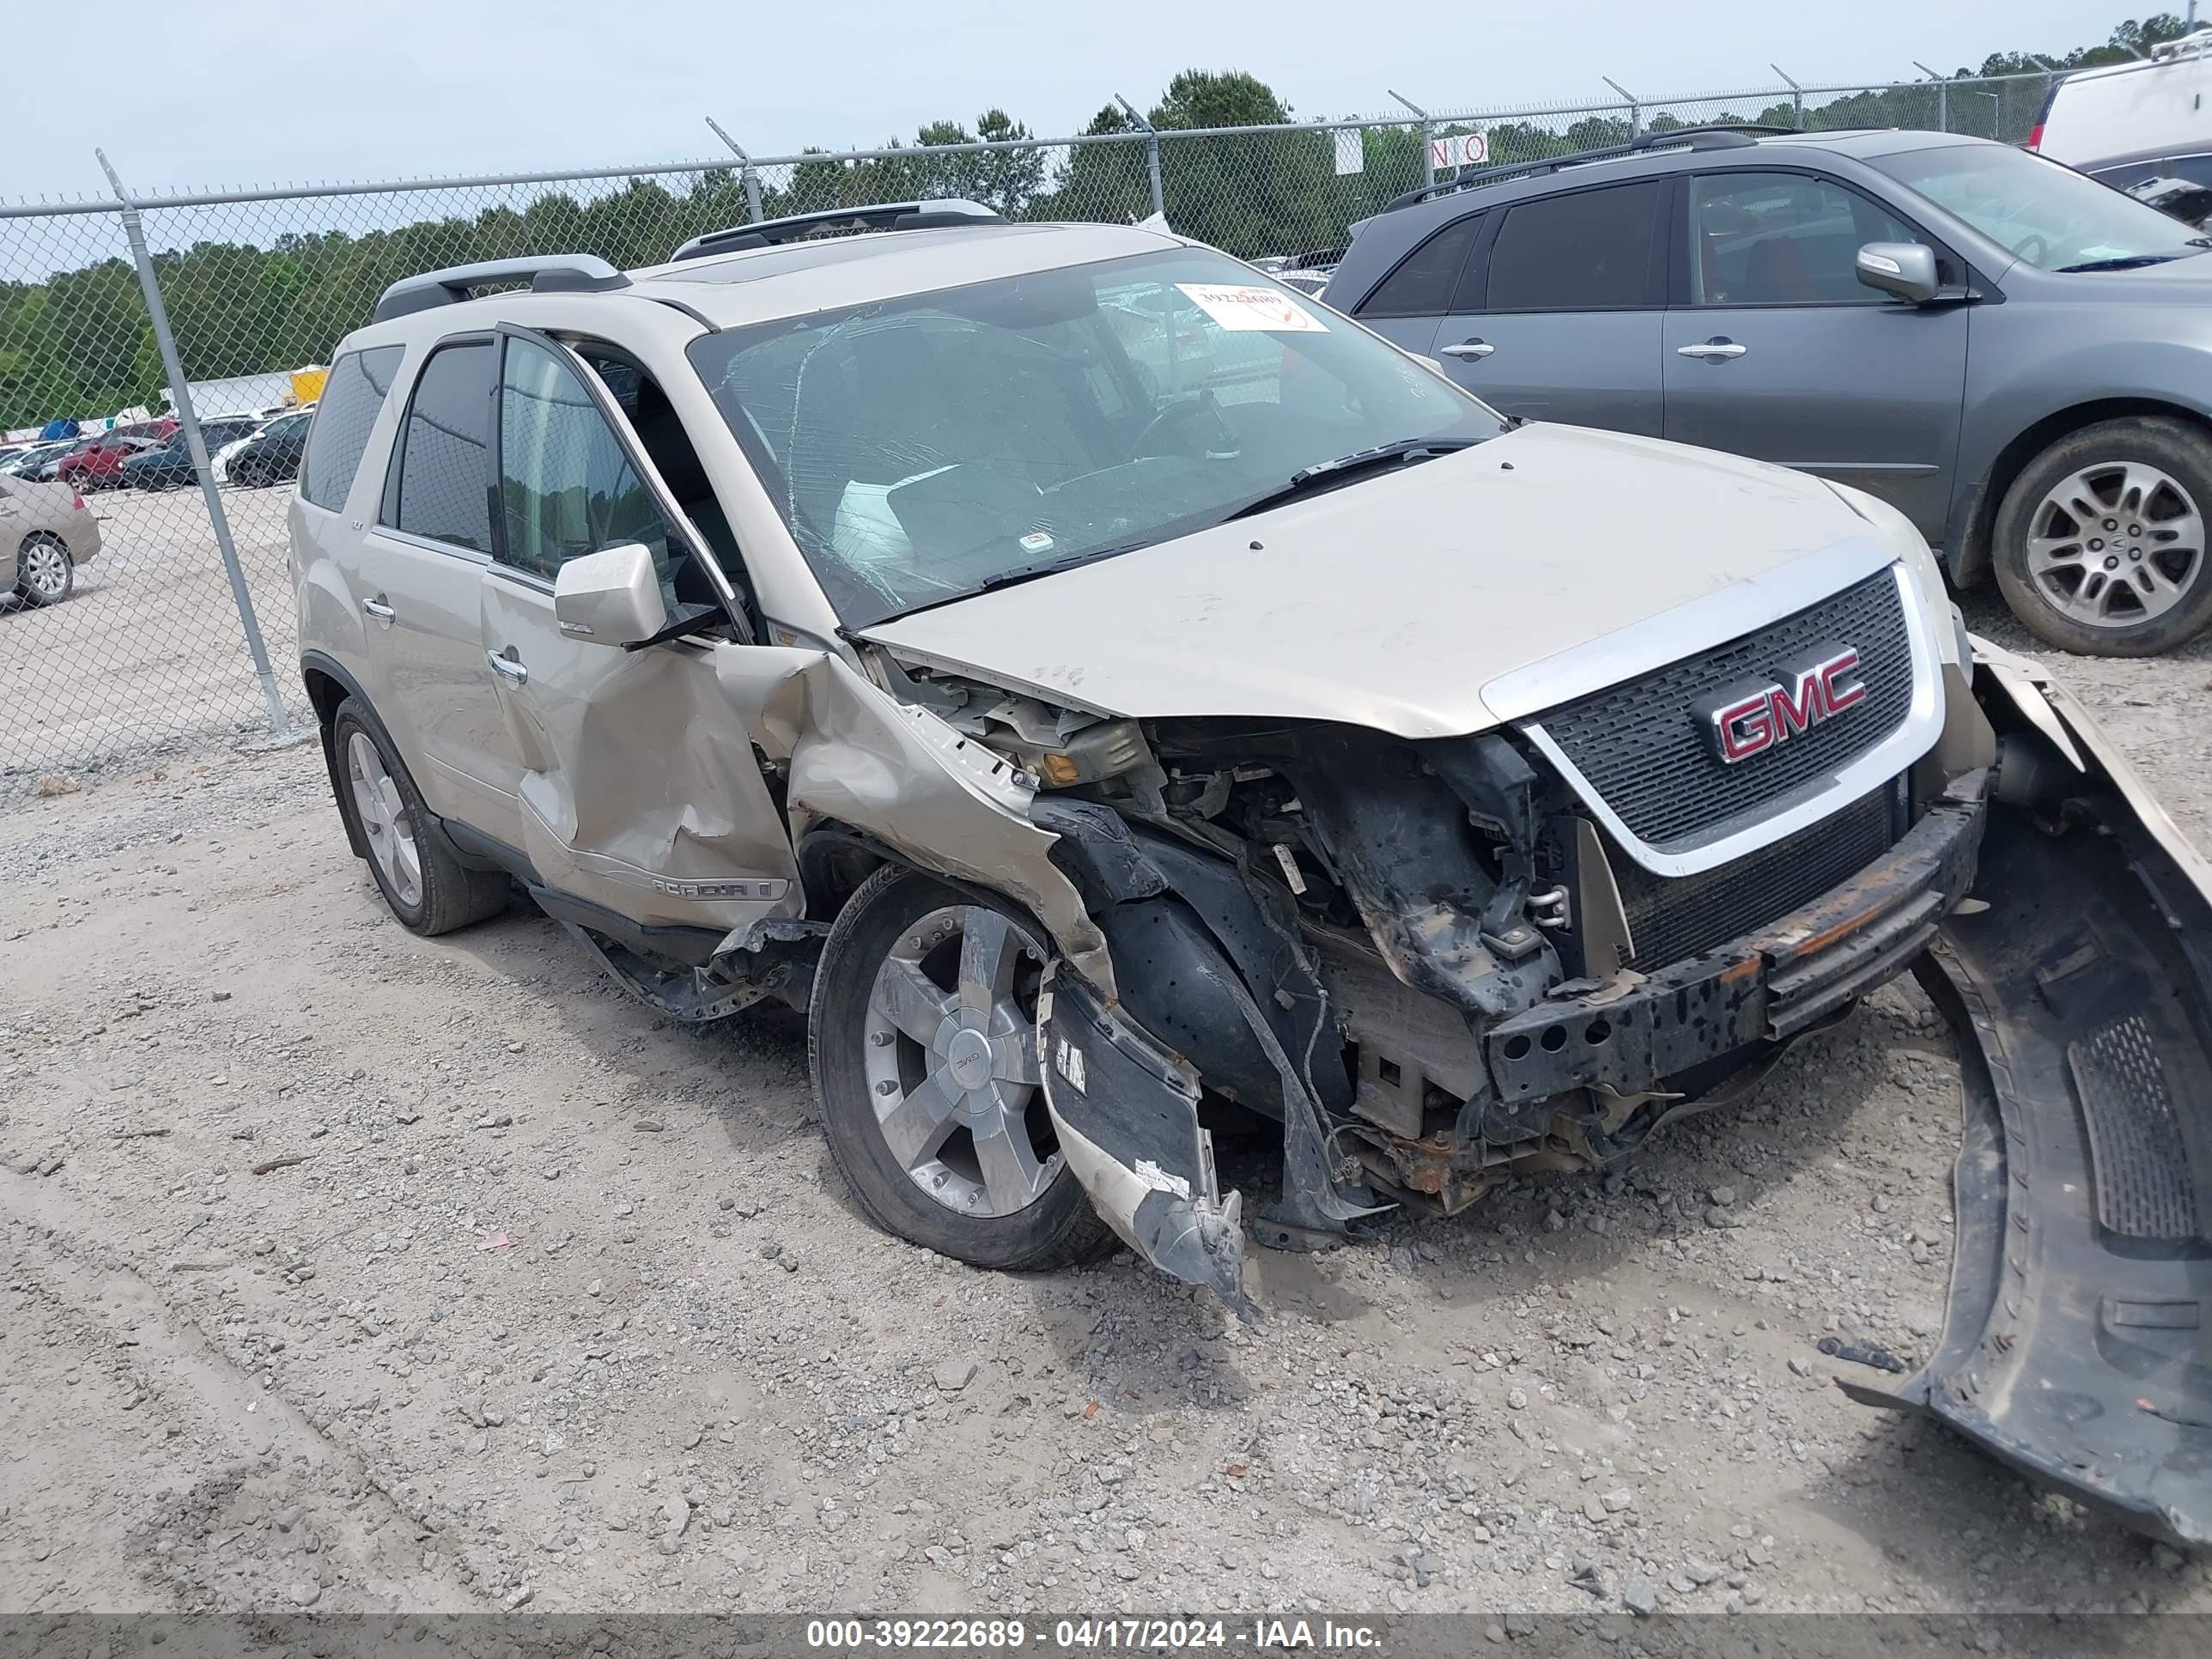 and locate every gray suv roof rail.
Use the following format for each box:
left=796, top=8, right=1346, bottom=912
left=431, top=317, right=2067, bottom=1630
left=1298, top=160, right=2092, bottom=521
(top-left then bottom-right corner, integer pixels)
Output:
left=1379, top=123, right=1802, bottom=215
left=670, top=198, right=1007, bottom=262
left=372, top=255, right=631, bottom=323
